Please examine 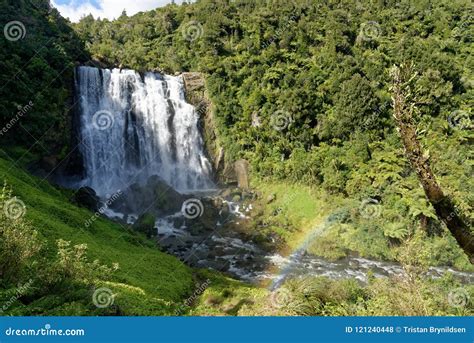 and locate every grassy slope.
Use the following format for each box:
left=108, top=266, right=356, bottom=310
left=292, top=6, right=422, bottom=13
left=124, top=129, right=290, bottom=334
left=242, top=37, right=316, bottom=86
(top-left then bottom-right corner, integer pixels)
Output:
left=251, top=178, right=326, bottom=250
left=0, top=151, right=195, bottom=315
